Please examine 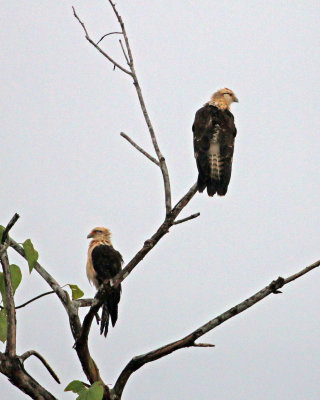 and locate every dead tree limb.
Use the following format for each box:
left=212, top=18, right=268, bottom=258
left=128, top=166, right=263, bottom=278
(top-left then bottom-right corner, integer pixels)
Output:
left=72, top=7, right=131, bottom=75
left=20, top=350, right=60, bottom=384
left=120, top=132, right=160, bottom=166
left=1, top=213, right=20, bottom=244
left=73, top=3, right=172, bottom=215
left=111, top=260, right=320, bottom=399
left=0, top=352, right=57, bottom=400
